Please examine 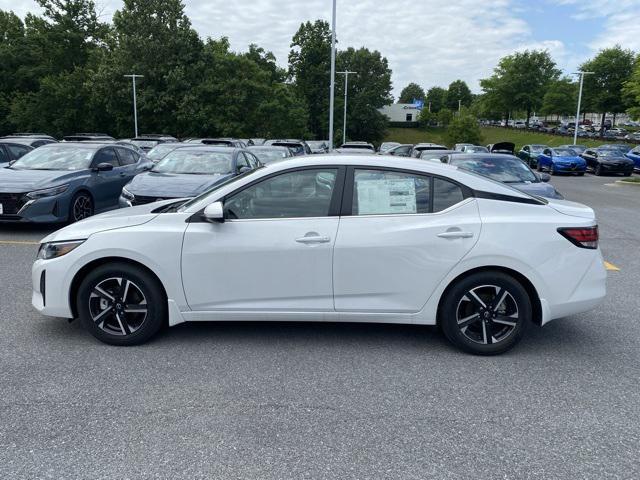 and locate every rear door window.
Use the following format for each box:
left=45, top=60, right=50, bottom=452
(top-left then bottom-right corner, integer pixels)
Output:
left=6, top=144, right=31, bottom=160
